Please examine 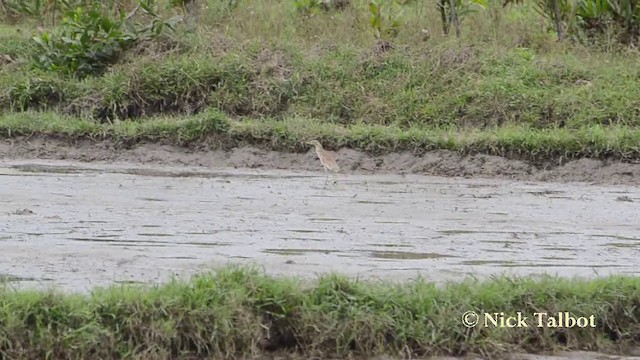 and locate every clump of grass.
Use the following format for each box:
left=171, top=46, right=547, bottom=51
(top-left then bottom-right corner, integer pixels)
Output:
left=0, top=266, right=639, bottom=359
